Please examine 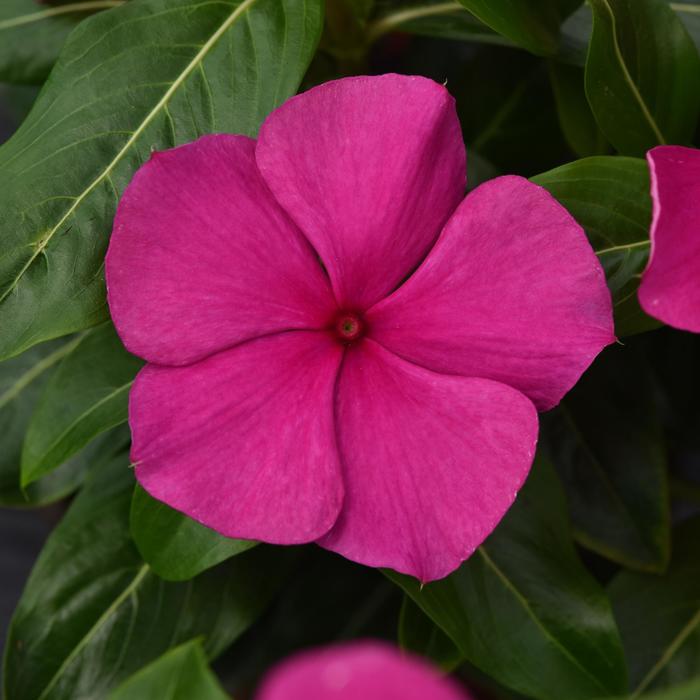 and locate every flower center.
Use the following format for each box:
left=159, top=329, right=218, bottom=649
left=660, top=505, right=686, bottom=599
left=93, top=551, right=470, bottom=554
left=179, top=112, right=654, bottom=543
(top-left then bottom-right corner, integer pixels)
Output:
left=334, top=312, right=364, bottom=343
